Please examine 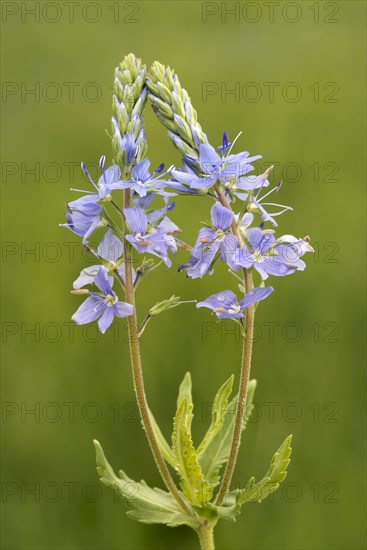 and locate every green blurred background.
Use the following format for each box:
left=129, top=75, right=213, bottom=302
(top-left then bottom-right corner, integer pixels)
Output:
left=1, top=1, right=366, bottom=549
